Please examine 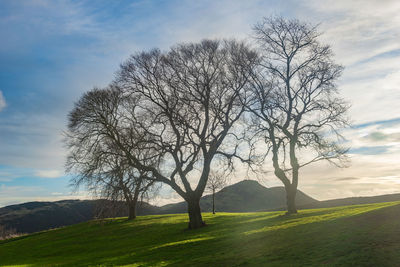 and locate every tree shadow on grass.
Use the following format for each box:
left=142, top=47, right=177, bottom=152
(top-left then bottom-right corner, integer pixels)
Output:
left=118, top=203, right=400, bottom=267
